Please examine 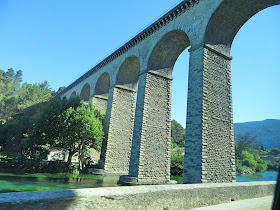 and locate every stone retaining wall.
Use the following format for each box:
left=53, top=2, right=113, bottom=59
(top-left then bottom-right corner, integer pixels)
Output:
left=0, top=181, right=276, bottom=210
